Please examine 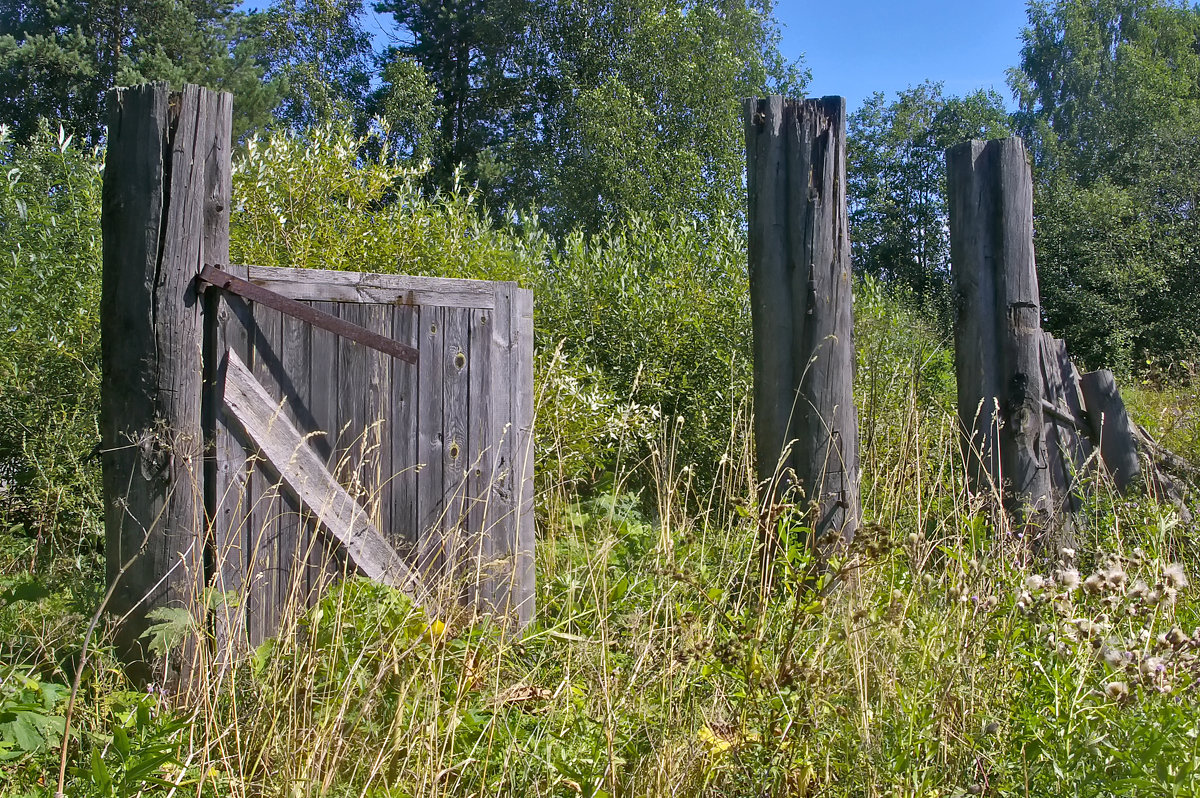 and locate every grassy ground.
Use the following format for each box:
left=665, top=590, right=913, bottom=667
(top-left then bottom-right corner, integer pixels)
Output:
left=4, top=356, right=1200, bottom=797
